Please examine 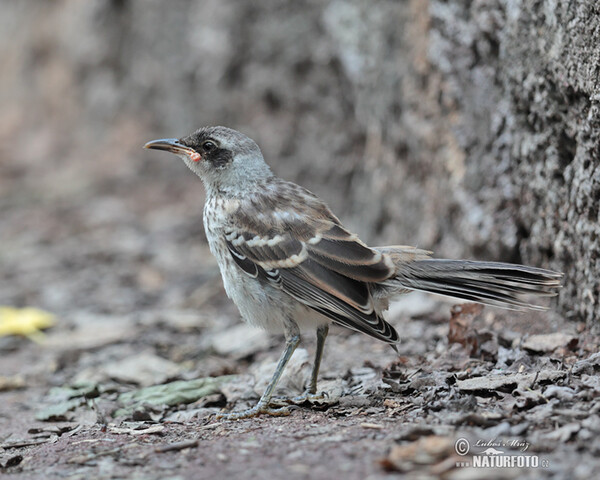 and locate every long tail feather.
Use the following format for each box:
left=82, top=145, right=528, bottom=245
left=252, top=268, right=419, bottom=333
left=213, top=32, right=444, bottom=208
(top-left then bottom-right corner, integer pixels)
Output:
left=376, top=255, right=563, bottom=311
